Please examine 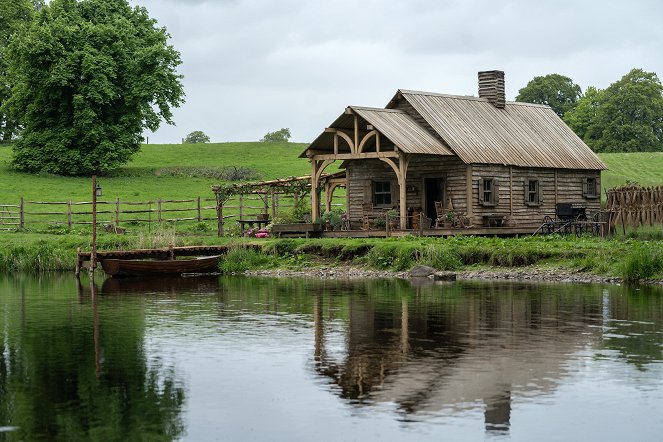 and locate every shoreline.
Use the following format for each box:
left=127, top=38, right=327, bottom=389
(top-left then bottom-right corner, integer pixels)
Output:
left=244, top=265, right=661, bottom=285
